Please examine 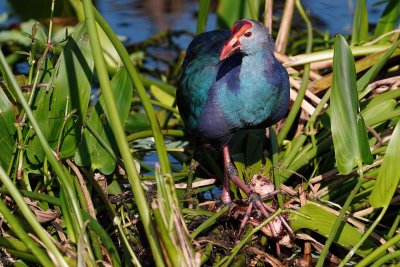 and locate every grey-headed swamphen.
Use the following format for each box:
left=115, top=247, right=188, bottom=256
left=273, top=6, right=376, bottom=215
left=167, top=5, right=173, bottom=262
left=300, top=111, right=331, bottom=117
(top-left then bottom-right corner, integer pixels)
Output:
left=177, top=19, right=290, bottom=208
